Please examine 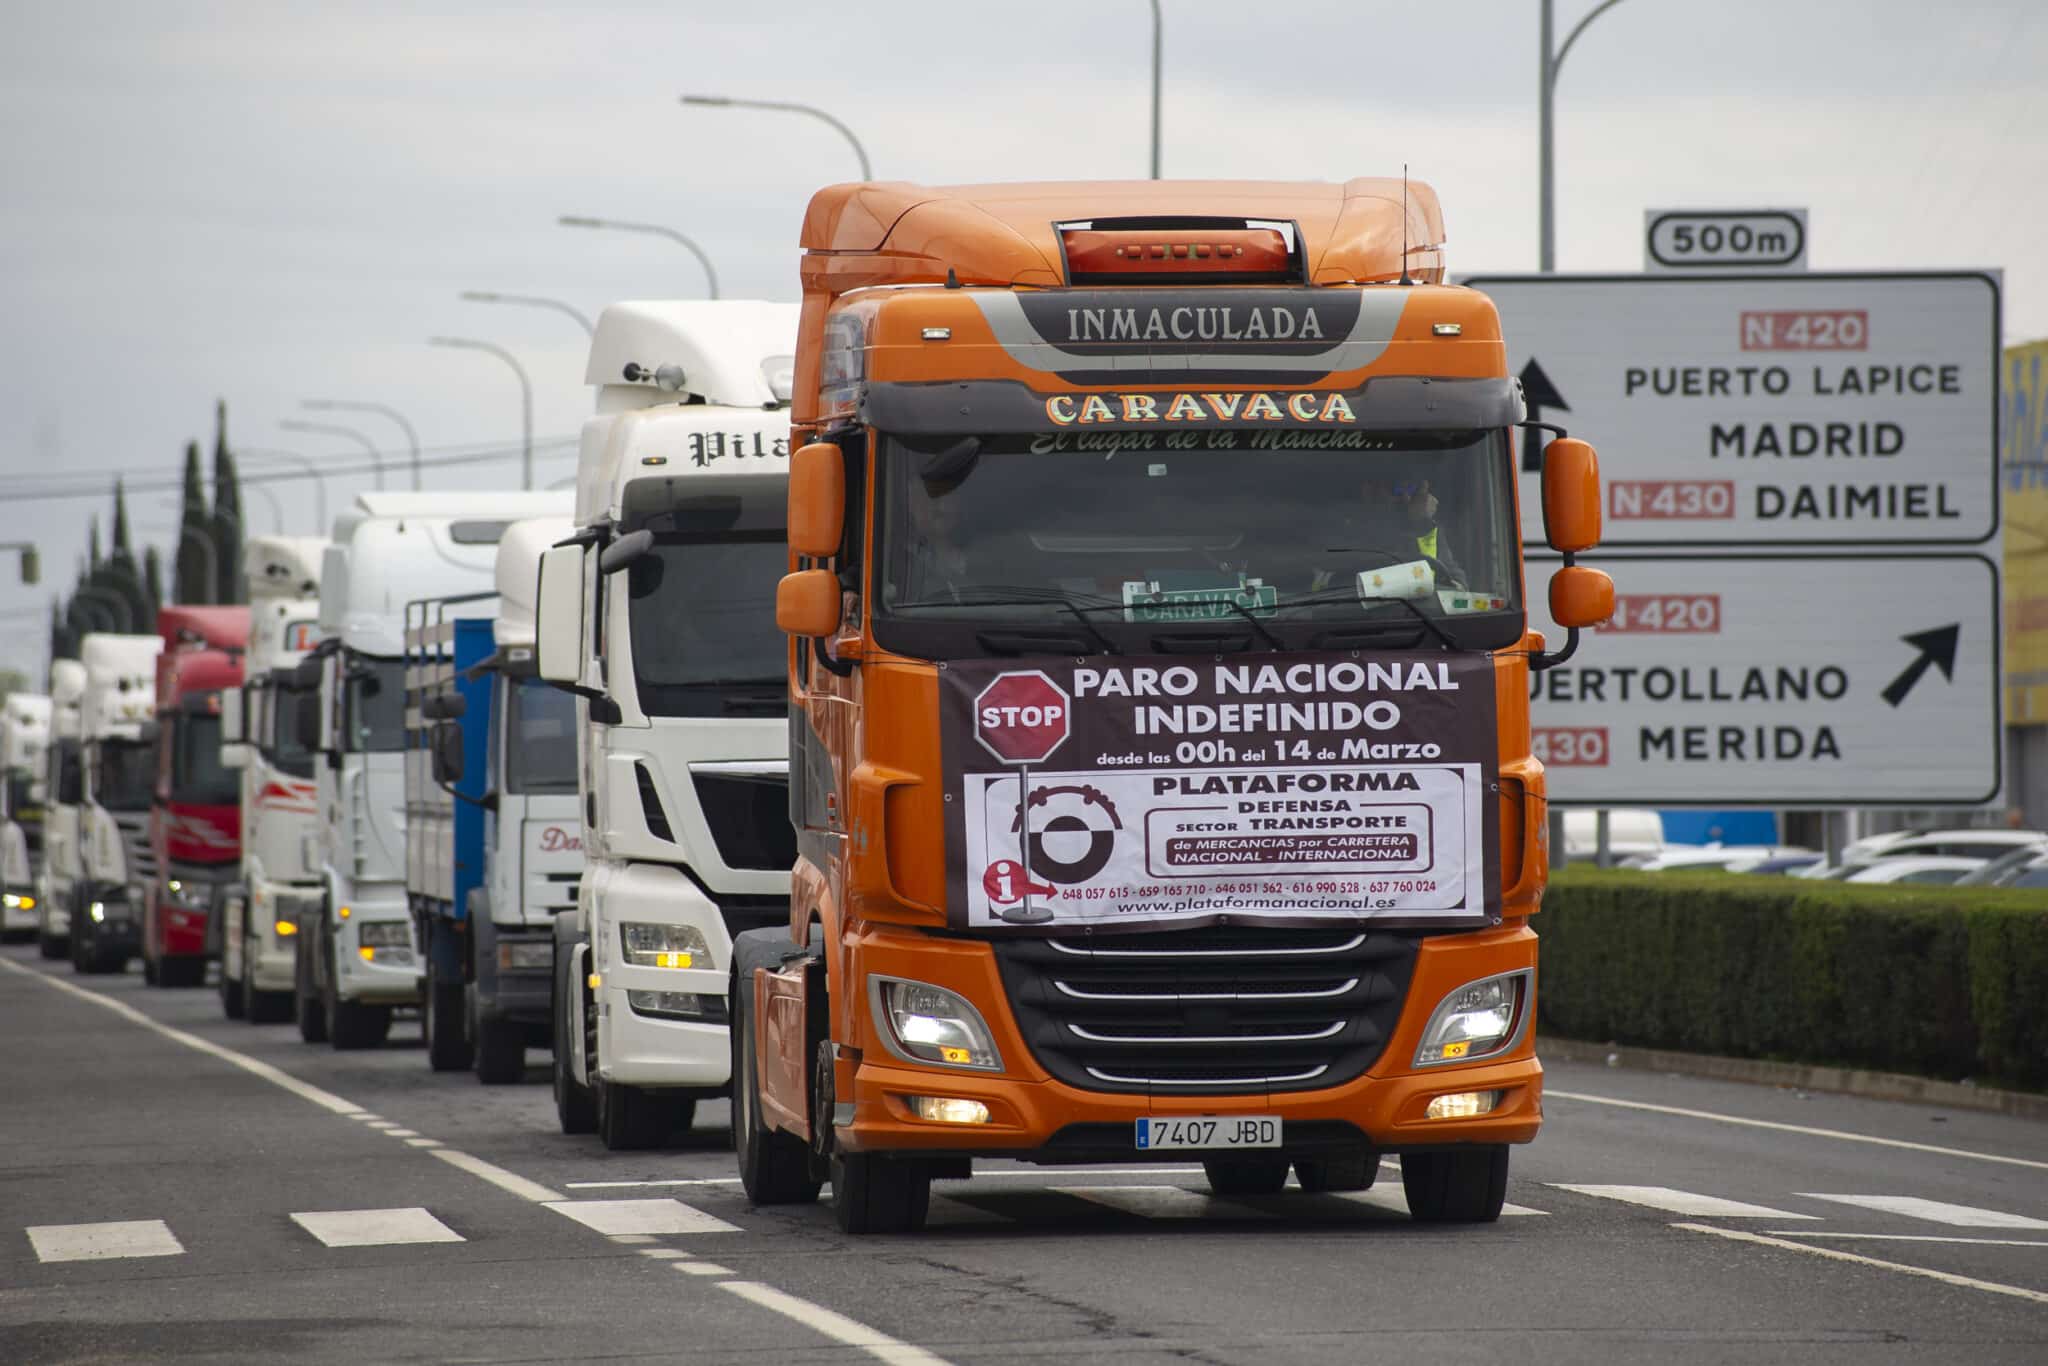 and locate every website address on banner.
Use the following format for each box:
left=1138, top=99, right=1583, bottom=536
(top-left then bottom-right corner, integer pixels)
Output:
left=1083, top=886, right=1445, bottom=917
